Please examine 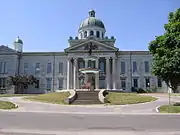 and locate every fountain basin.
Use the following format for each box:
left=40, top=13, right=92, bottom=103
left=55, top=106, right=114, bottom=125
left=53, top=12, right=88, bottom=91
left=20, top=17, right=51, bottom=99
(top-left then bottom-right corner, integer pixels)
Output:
left=79, top=68, right=99, bottom=74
